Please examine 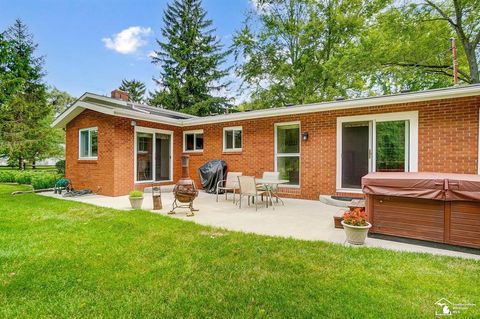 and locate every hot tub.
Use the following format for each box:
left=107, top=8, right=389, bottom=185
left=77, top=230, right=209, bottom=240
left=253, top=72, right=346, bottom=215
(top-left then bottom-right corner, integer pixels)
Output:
left=362, top=172, right=480, bottom=249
